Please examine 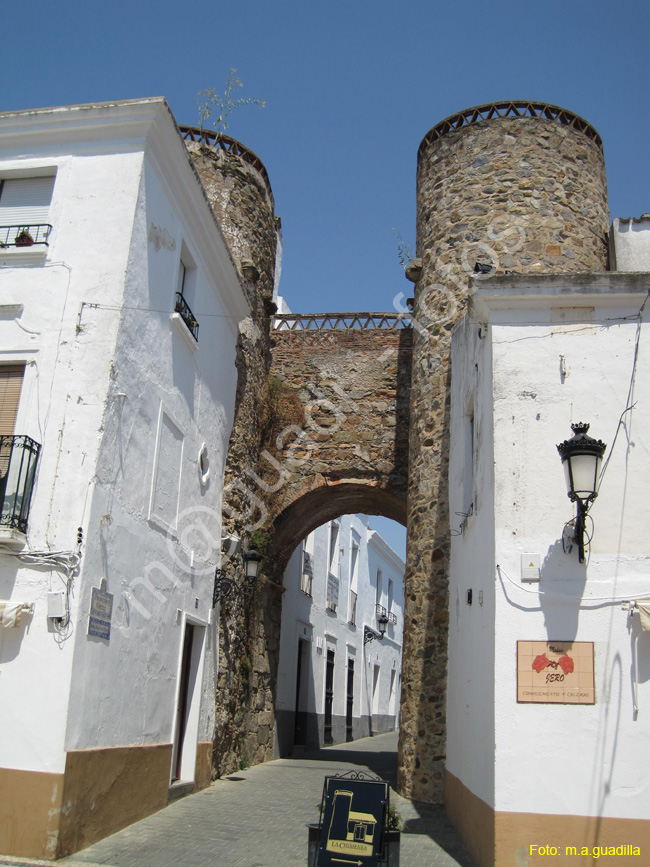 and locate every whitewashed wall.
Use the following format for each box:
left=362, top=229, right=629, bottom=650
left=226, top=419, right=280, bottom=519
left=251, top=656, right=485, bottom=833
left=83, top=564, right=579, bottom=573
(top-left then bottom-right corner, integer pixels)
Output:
left=450, top=275, right=650, bottom=822
left=0, top=100, right=247, bottom=781
left=447, top=313, right=496, bottom=807
left=276, top=514, right=404, bottom=752
left=0, top=140, right=143, bottom=773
